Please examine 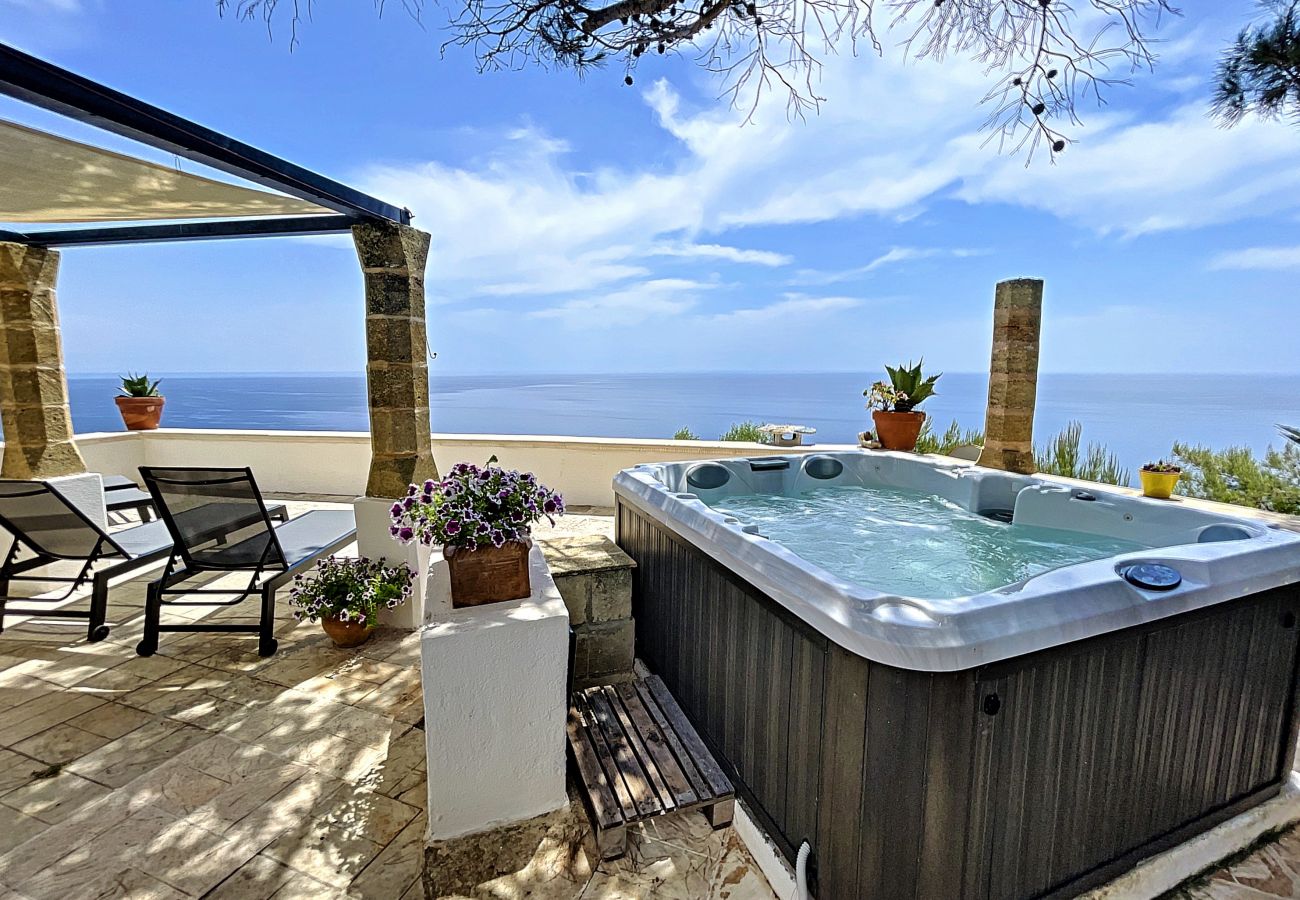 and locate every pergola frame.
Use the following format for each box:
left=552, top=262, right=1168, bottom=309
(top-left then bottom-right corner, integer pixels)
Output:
left=0, top=42, right=410, bottom=243
left=0, top=44, right=436, bottom=508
